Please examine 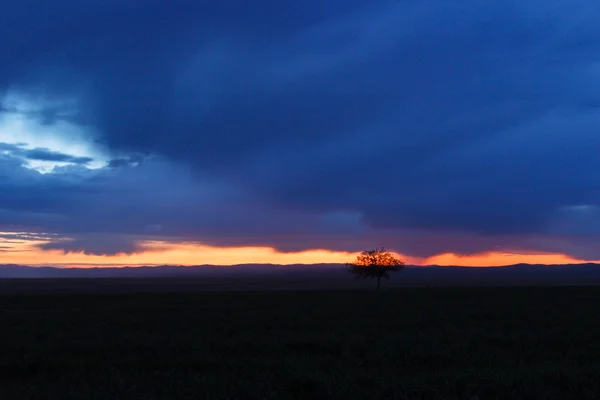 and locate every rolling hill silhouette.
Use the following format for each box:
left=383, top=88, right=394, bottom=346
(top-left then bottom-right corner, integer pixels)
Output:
left=2, top=263, right=600, bottom=287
